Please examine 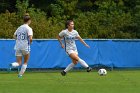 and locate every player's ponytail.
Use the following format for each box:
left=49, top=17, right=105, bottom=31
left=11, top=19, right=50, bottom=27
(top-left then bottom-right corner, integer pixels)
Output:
left=23, top=13, right=31, bottom=23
